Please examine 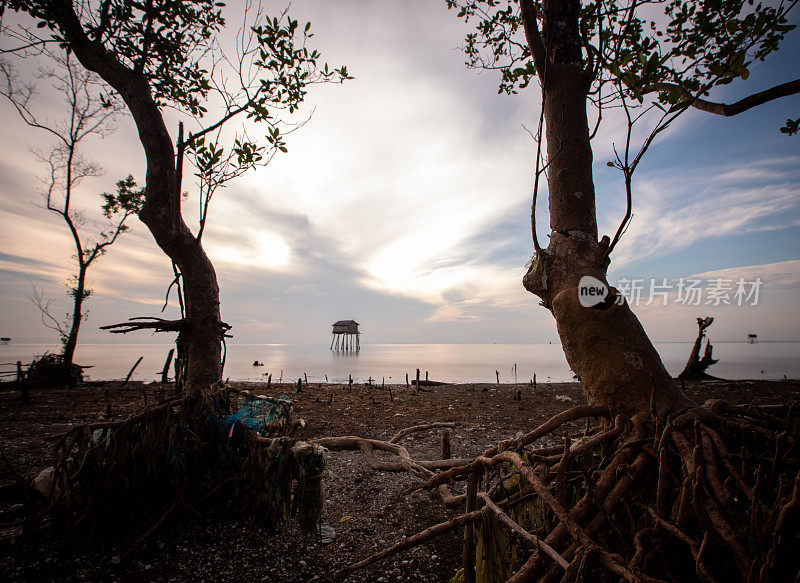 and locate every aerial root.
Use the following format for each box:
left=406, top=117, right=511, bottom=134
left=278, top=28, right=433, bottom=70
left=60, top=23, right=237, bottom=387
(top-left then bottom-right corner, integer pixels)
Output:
left=8, top=385, right=326, bottom=552
left=335, top=400, right=800, bottom=583
left=7, top=388, right=799, bottom=581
